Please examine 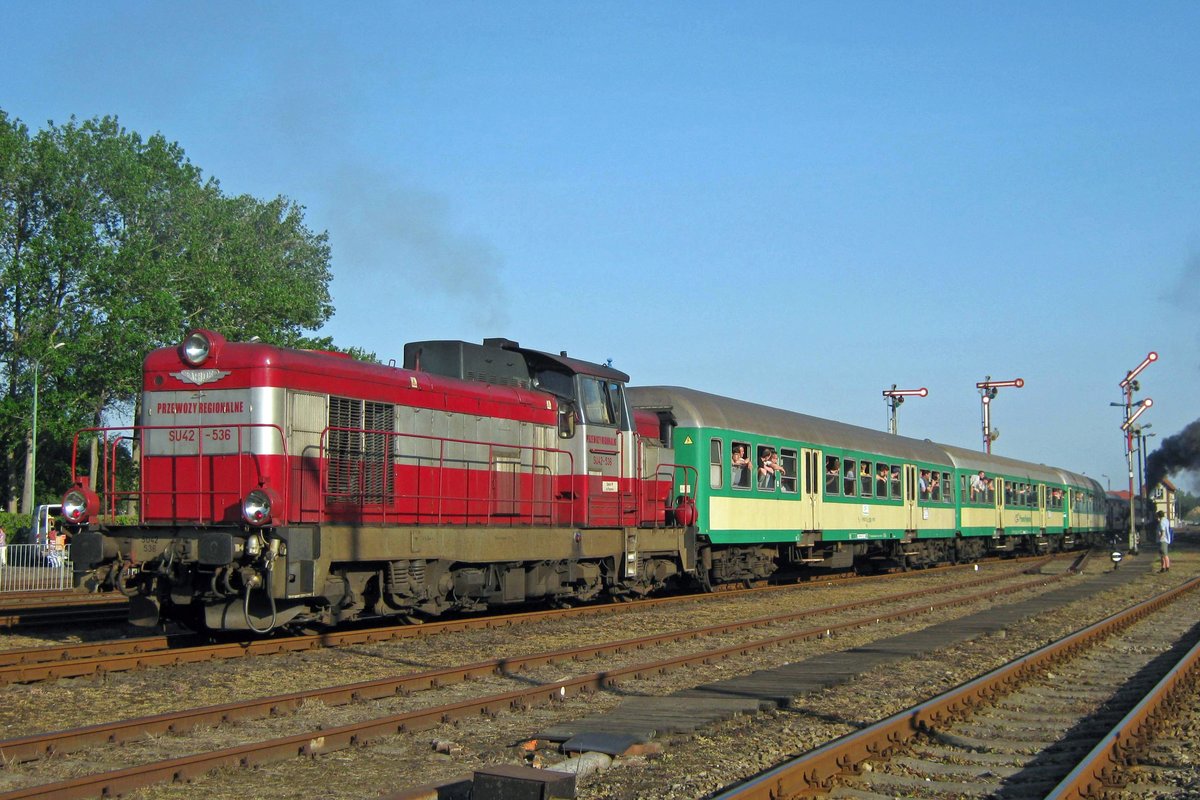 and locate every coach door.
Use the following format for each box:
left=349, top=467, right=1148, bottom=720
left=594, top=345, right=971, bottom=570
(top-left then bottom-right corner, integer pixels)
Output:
left=903, top=464, right=918, bottom=529
left=1036, top=484, right=1046, bottom=531
left=801, top=449, right=820, bottom=529
left=994, top=478, right=1005, bottom=533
